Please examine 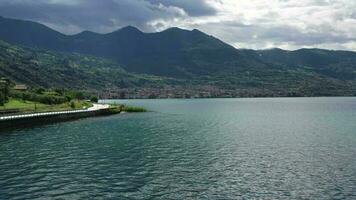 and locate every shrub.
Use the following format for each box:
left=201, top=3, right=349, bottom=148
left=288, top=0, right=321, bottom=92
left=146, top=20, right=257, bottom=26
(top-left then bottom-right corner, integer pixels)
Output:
left=121, top=105, right=147, bottom=112
left=70, top=101, right=75, bottom=109
left=54, top=88, right=64, bottom=96
left=90, top=96, right=98, bottom=103
left=35, top=87, right=45, bottom=94
left=11, top=91, right=68, bottom=105
left=74, top=92, right=85, bottom=100
left=0, top=78, right=10, bottom=105
left=0, top=92, right=5, bottom=106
